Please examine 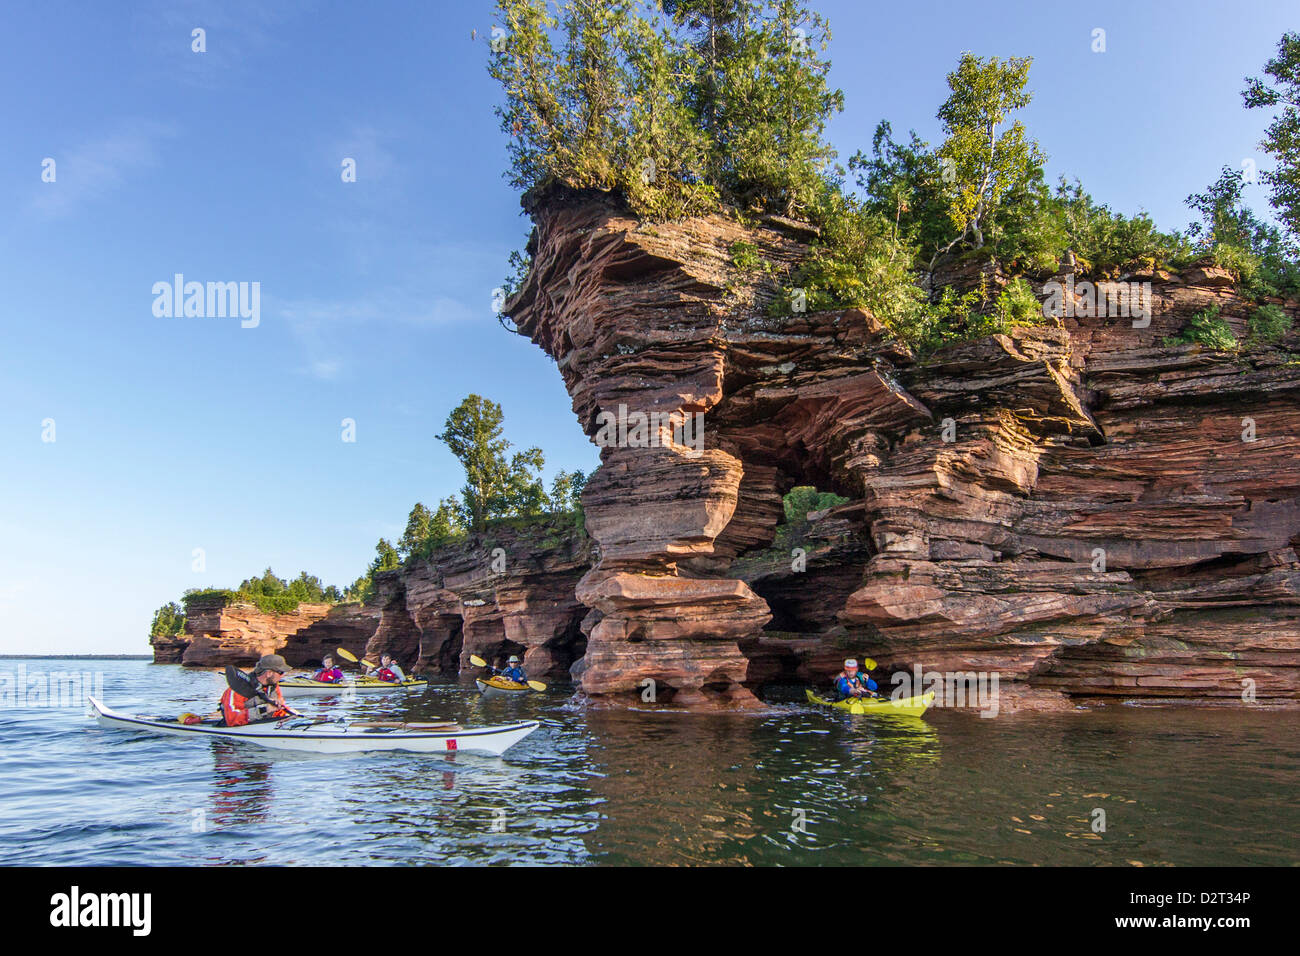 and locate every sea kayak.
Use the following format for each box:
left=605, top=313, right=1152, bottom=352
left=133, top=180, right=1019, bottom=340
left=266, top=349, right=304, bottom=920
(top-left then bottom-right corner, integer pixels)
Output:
left=279, top=677, right=428, bottom=697
left=476, top=676, right=530, bottom=697
left=805, top=689, right=935, bottom=717
left=88, top=696, right=537, bottom=755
